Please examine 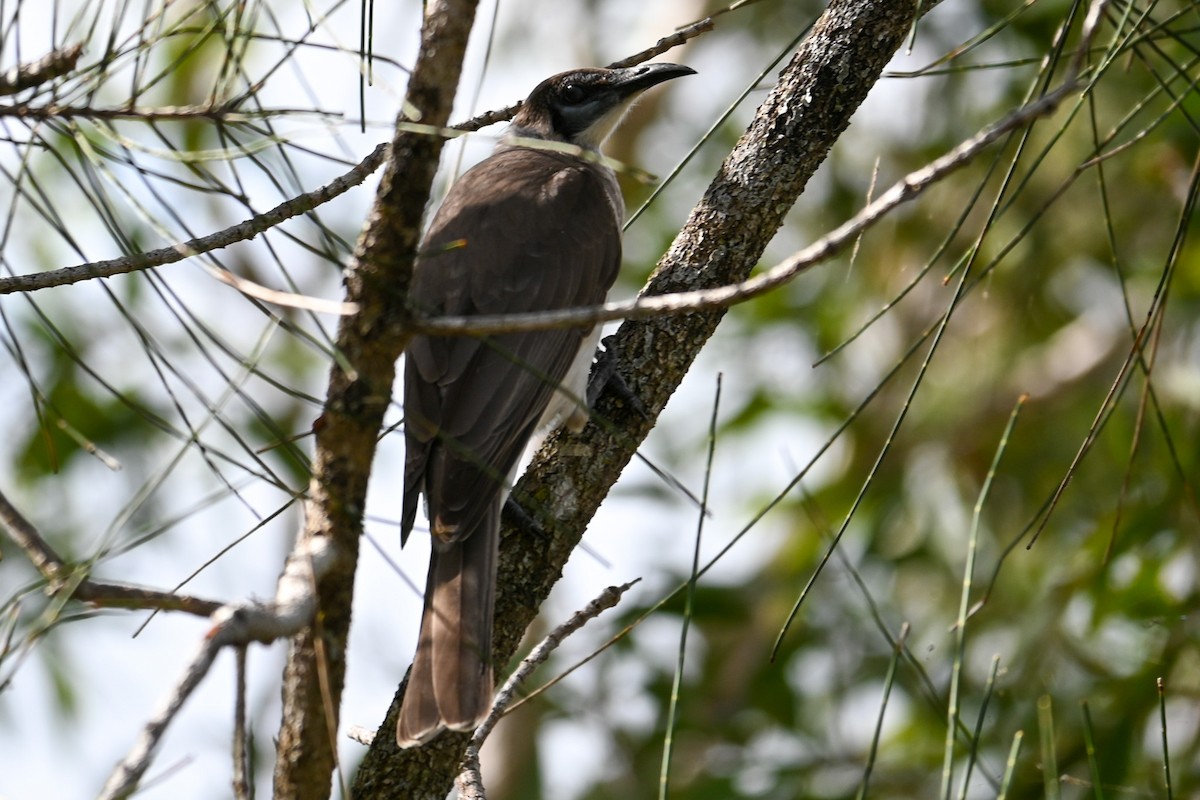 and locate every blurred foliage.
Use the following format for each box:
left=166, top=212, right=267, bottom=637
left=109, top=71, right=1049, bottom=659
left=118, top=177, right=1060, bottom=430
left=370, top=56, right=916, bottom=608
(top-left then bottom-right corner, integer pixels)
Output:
left=0, top=0, right=1198, bottom=798
left=543, top=1, right=1200, bottom=799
